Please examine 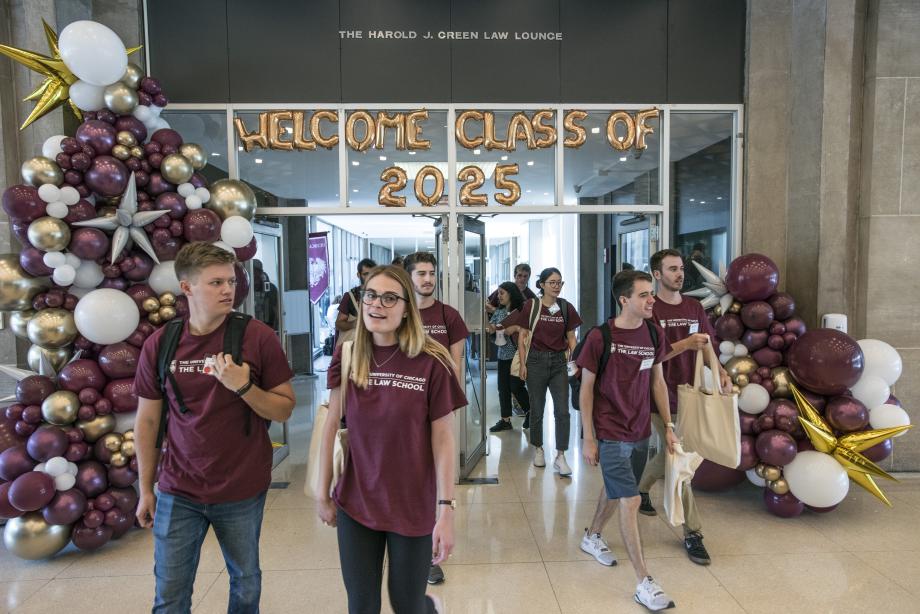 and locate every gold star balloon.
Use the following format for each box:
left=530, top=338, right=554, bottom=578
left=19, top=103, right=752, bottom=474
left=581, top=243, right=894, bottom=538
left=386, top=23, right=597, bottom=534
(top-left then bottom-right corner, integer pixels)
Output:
left=790, top=384, right=911, bottom=506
